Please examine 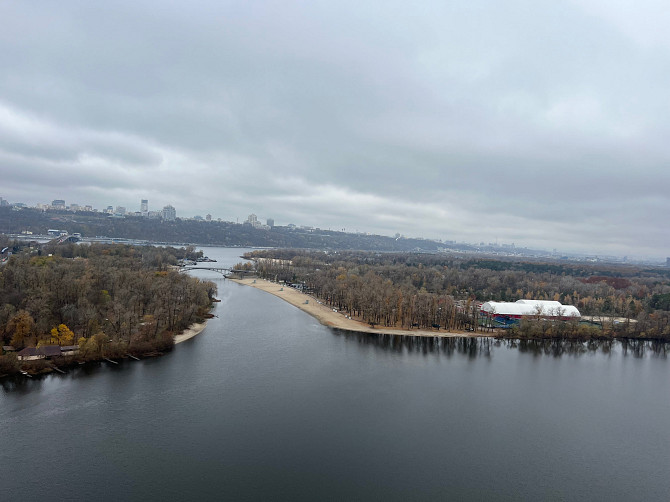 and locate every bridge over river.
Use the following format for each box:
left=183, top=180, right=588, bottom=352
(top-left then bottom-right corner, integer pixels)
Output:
left=179, top=266, right=230, bottom=276
left=179, top=266, right=256, bottom=278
